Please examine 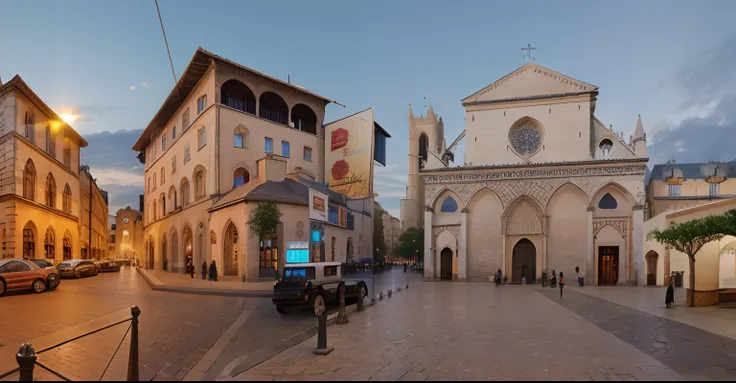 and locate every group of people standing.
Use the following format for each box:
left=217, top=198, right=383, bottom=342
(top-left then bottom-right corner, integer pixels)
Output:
left=185, top=259, right=219, bottom=281
left=493, top=266, right=587, bottom=298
